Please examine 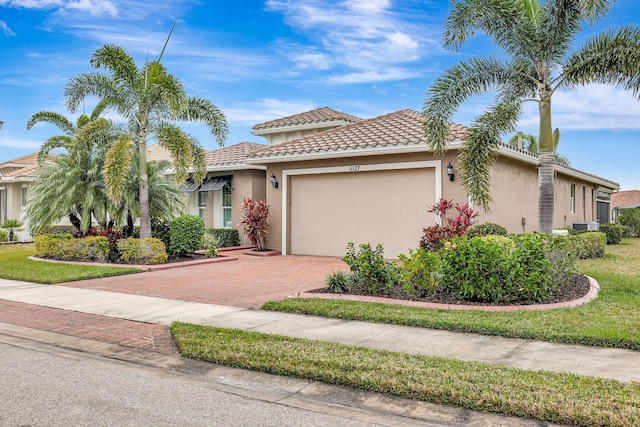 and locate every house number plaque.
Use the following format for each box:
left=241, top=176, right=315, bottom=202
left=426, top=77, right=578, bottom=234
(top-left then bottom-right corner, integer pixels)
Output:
left=348, top=165, right=361, bottom=172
